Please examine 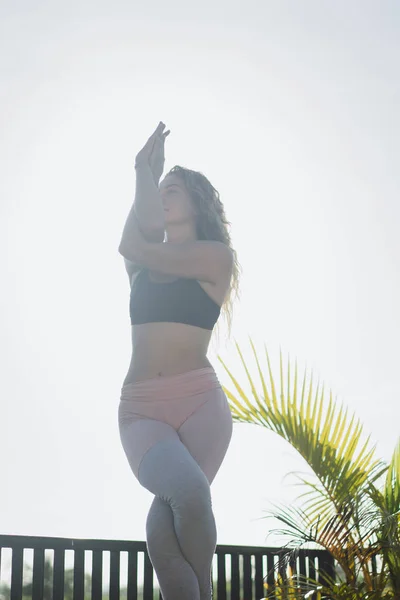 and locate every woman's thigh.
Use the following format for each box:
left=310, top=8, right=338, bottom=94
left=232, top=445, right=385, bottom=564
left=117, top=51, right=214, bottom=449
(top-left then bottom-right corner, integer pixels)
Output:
left=177, top=387, right=233, bottom=485
left=118, top=387, right=233, bottom=485
left=119, top=418, right=180, bottom=480
left=136, top=435, right=212, bottom=506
